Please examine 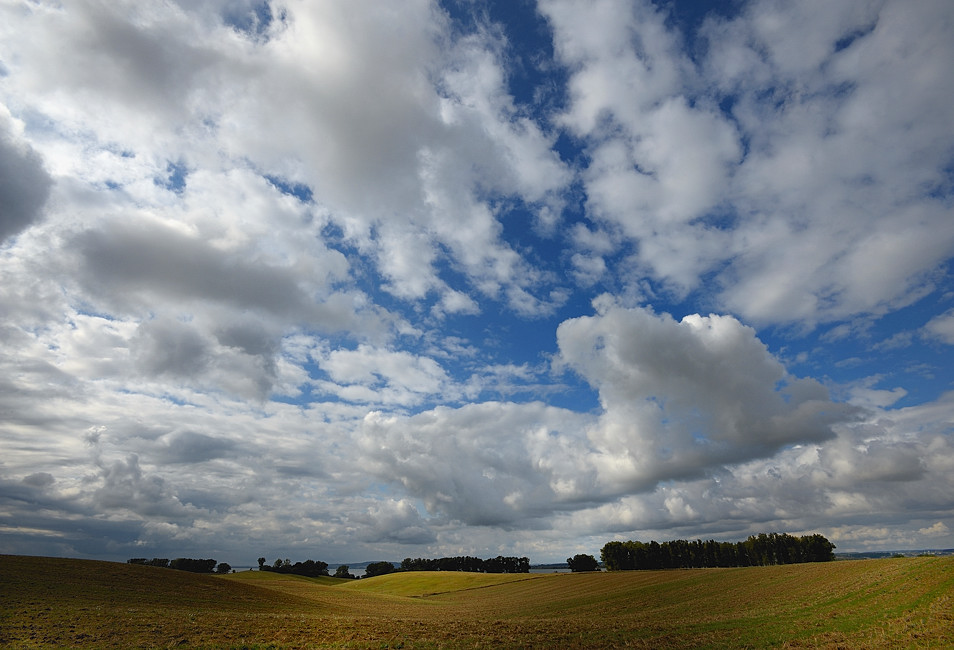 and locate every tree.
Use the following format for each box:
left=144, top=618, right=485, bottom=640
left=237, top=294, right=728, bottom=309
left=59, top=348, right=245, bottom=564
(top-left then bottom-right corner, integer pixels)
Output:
left=169, top=558, right=217, bottom=573
left=364, top=561, right=395, bottom=578
left=800, top=534, right=836, bottom=562
left=291, top=559, right=329, bottom=577
left=333, top=565, right=355, bottom=579
left=601, top=533, right=836, bottom=570
left=257, top=557, right=266, bottom=570
left=261, top=558, right=329, bottom=577
left=401, top=557, right=432, bottom=571
left=483, top=556, right=530, bottom=573
left=127, top=558, right=169, bottom=568
left=216, top=562, right=232, bottom=574
left=567, top=553, right=600, bottom=572
left=600, top=541, right=628, bottom=571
